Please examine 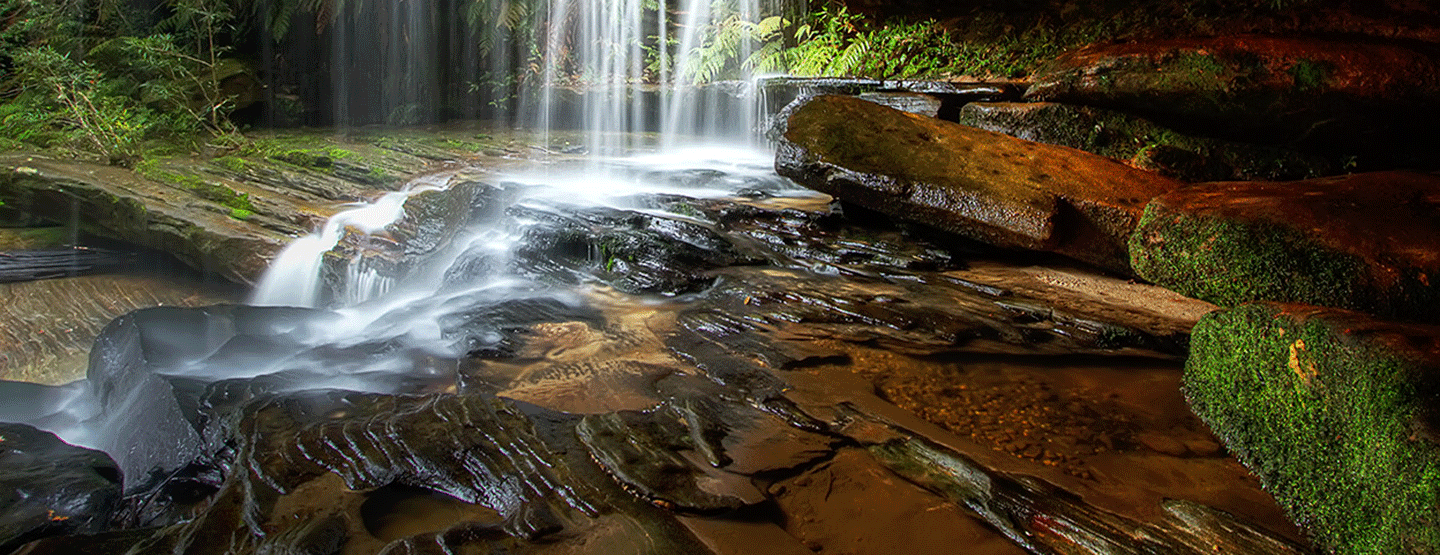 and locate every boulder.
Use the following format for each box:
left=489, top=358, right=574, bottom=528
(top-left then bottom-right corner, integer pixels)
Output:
left=0, top=423, right=121, bottom=552
left=776, top=94, right=1185, bottom=273
left=1128, top=171, right=1440, bottom=324
left=956, top=102, right=1334, bottom=182
left=1184, top=302, right=1440, bottom=553
left=1025, top=36, right=1440, bottom=160
left=761, top=78, right=1020, bottom=140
